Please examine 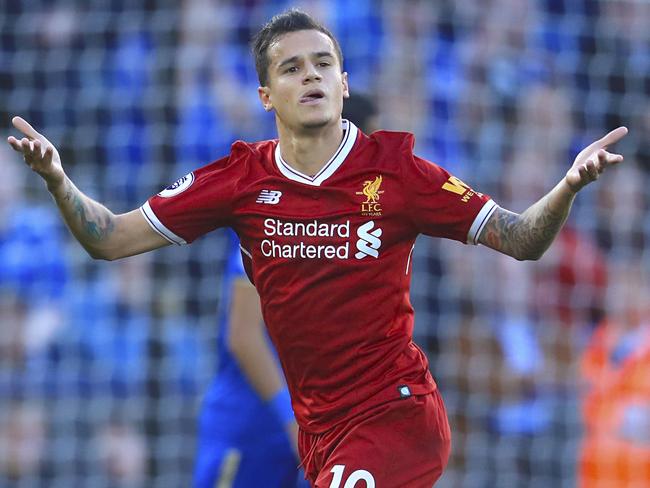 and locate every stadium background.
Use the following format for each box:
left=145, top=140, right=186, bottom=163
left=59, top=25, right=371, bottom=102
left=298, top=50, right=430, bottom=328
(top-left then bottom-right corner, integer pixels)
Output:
left=1, top=0, right=649, bottom=486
